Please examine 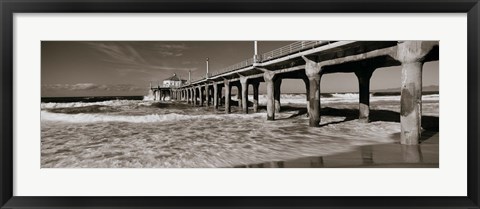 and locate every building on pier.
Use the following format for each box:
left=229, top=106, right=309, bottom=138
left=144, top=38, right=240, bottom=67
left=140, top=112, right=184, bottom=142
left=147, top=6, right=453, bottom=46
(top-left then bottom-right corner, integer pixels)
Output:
left=163, top=73, right=187, bottom=88
left=150, top=73, right=187, bottom=101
